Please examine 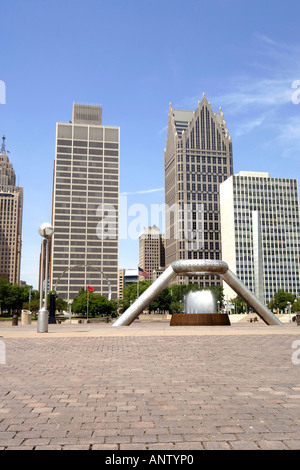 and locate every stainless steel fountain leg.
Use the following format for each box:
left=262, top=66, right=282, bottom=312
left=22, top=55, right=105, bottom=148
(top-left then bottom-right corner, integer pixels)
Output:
left=112, top=265, right=177, bottom=326
left=220, top=269, right=282, bottom=326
